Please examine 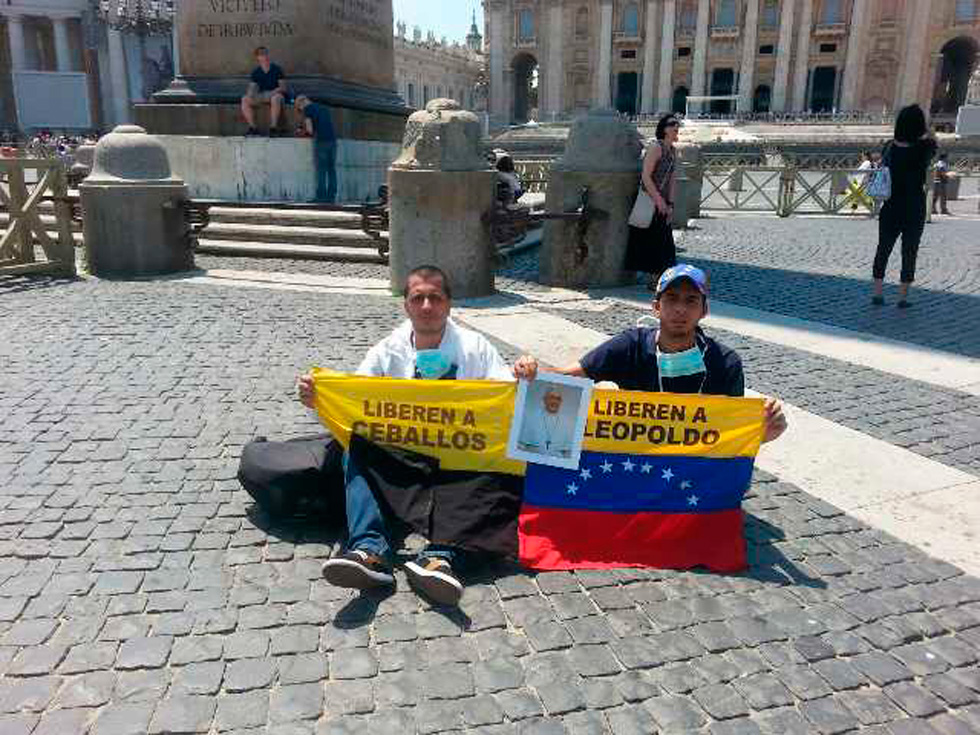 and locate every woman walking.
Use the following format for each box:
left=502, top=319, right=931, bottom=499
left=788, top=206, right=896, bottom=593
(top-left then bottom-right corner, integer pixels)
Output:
left=871, top=104, right=937, bottom=308
left=626, top=114, right=680, bottom=289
